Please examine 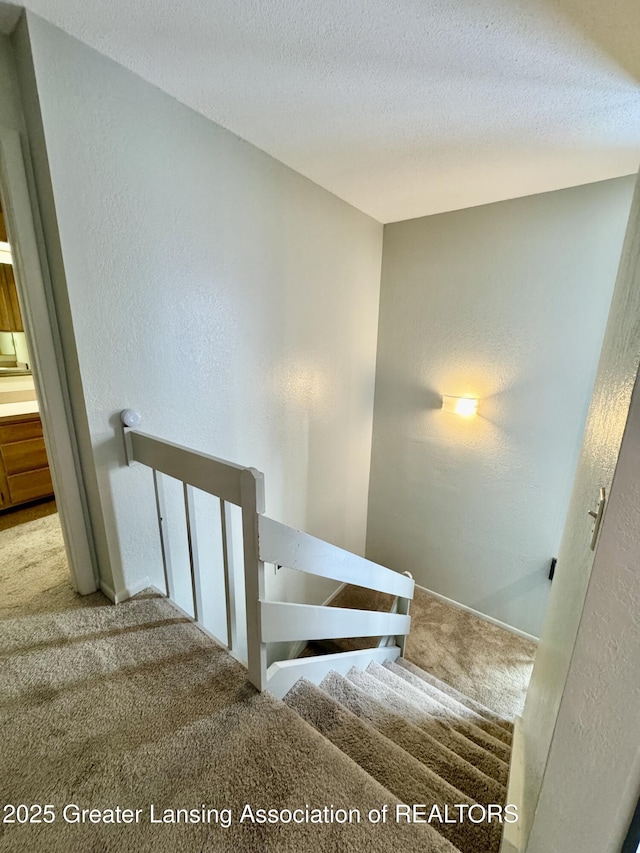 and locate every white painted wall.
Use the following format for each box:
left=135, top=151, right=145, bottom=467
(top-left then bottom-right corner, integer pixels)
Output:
left=525, top=366, right=640, bottom=853
left=520, top=172, right=640, bottom=851
left=19, top=15, right=383, bottom=634
left=367, top=179, right=634, bottom=637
